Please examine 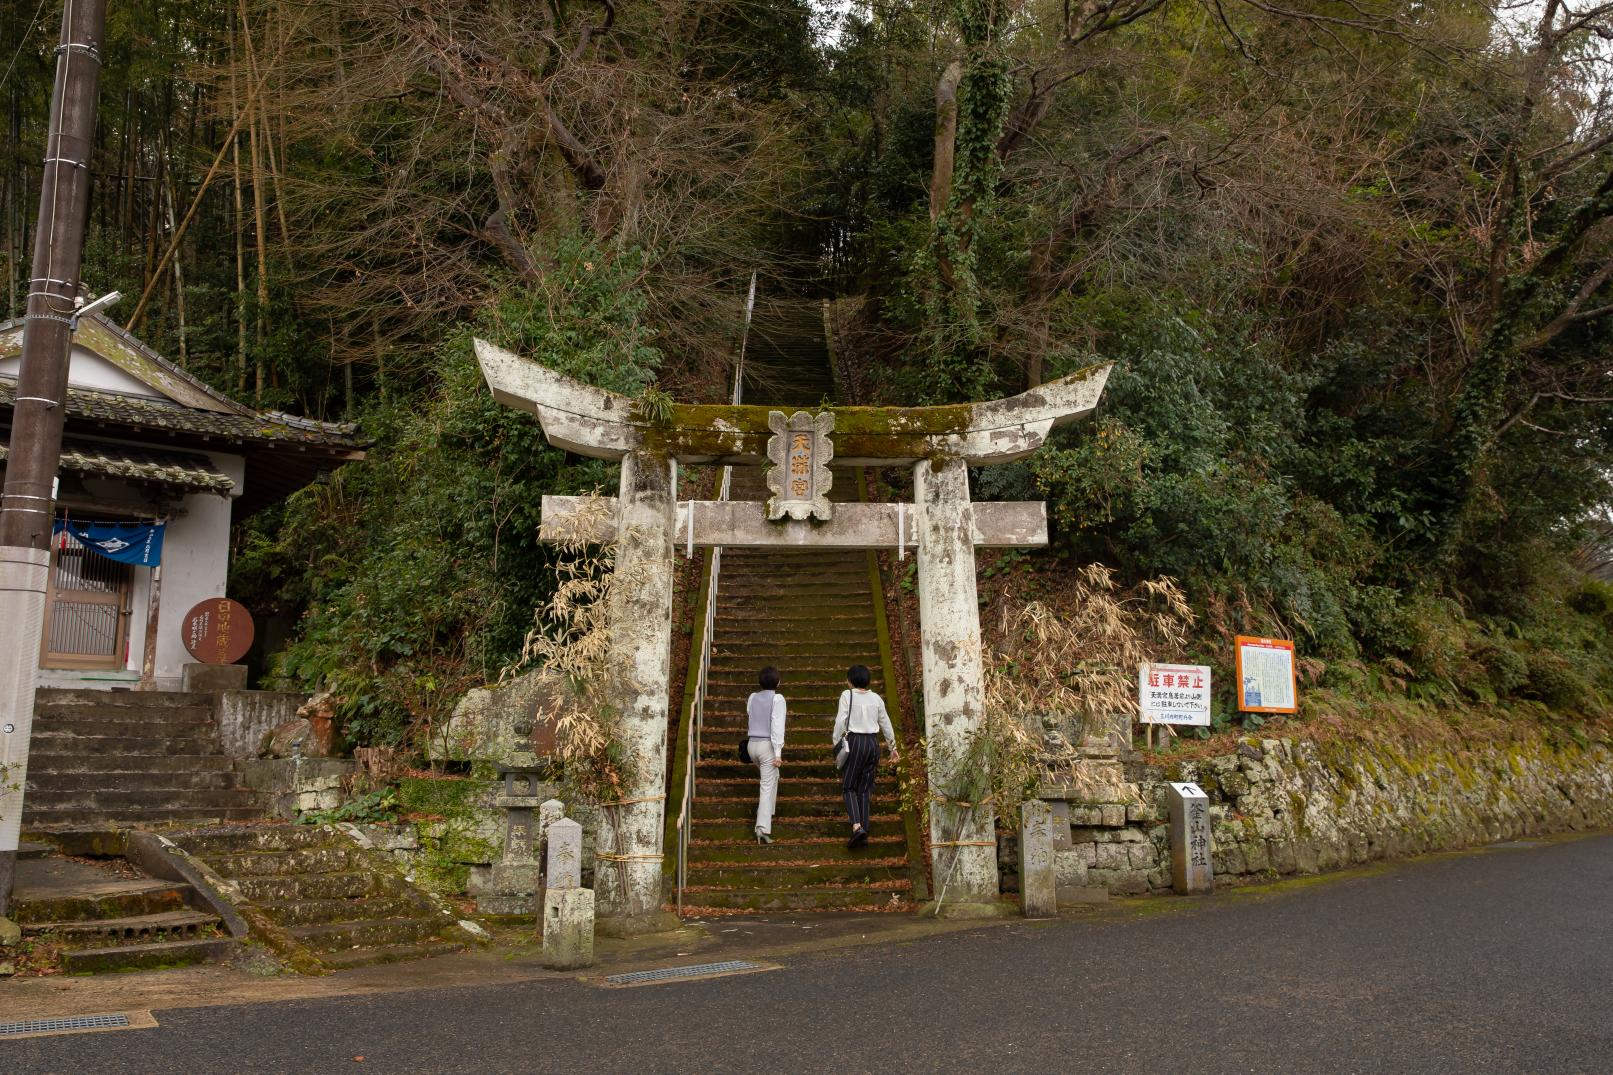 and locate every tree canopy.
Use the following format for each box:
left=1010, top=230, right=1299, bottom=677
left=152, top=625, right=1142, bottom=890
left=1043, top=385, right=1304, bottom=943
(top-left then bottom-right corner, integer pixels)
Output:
left=7, top=0, right=1613, bottom=741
